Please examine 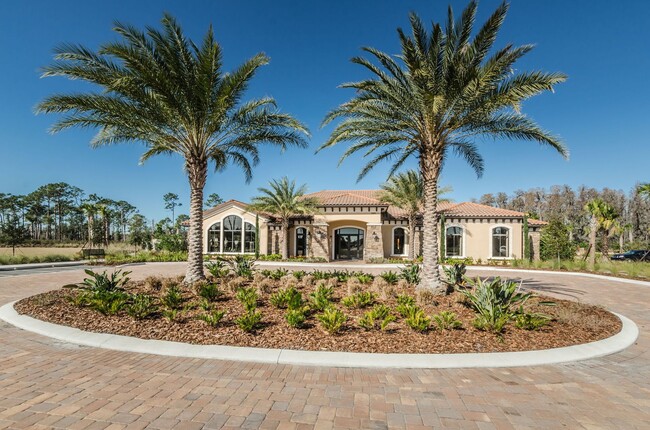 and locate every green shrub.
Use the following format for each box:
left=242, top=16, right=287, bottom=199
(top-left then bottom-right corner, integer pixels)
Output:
left=399, top=263, right=421, bottom=284
left=90, top=290, right=129, bottom=315
left=317, top=307, right=347, bottom=334
left=196, top=282, right=223, bottom=302
left=161, top=284, right=183, bottom=310
left=405, top=309, right=431, bottom=332
left=197, top=310, right=226, bottom=327
left=267, top=268, right=288, bottom=280
left=356, top=274, right=374, bottom=284
left=309, top=285, right=334, bottom=311
left=126, top=294, right=156, bottom=320
left=443, top=263, right=467, bottom=288
left=285, top=308, right=308, bottom=328
left=311, top=270, right=330, bottom=280
left=163, top=308, right=179, bottom=321
left=270, top=287, right=302, bottom=309
left=205, top=260, right=228, bottom=278
left=72, top=268, right=131, bottom=292
left=396, top=294, right=415, bottom=307
left=198, top=298, right=213, bottom=311
left=396, top=303, right=419, bottom=318
left=473, top=313, right=509, bottom=333
left=358, top=304, right=395, bottom=330
left=342, top=292, right=375, bottom=309
left=380, top=271, right=399, bottom=285
left=235, top=287, right=259, bottom=313
left=432, top=310, right=462, bottom=330
left=235, top=310, right=262, bottom=332
left=514, top=313, right=550, bottom=330
left=258, top=253, right=282, bottom=261
left=67, top=291, right=91, bottom=307
left=292, top=270, right=306, bottom=280
left=227, top=255, right=255, bottom=278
